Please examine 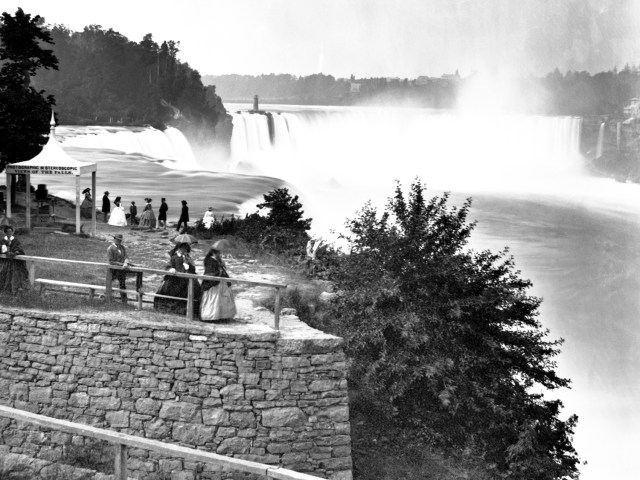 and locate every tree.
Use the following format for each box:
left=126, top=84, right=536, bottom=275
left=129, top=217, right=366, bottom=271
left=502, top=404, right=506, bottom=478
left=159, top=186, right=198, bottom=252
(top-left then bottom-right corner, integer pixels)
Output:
left=0, top=8, right=58, bottom=170
left=329, top=179, right=580, bottom=479
left=256, top=187, right=312, bottom=232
